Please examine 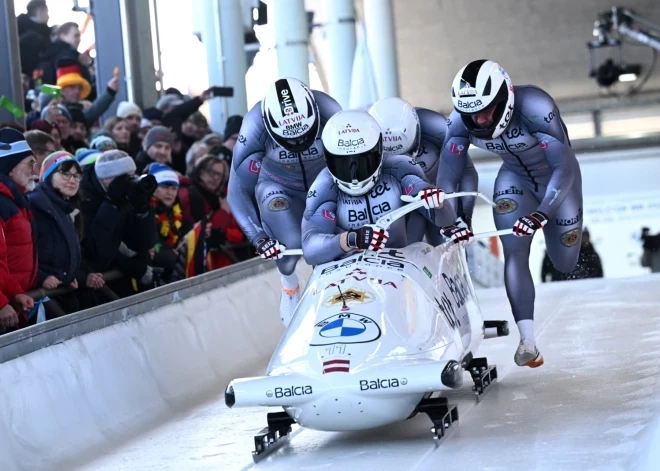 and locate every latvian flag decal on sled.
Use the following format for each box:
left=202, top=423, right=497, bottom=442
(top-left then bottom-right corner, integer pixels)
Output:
left=323, top=359, right=350, bottom=374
